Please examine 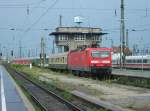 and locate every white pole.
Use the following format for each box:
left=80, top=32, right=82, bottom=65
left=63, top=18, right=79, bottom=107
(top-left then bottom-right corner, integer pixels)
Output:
left=141, top=37, right=143, bottom=72
left=142, top=51, right=143, bottom=72
left=30, top=63, right=32, bottom=69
